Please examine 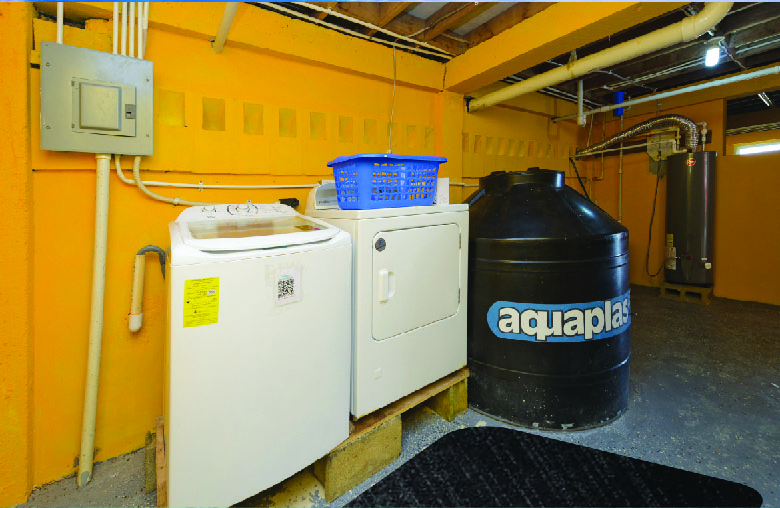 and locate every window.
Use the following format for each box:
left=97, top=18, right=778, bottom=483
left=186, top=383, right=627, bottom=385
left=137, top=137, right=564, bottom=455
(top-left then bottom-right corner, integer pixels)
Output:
left=735, top=140, right=780, bottom=155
